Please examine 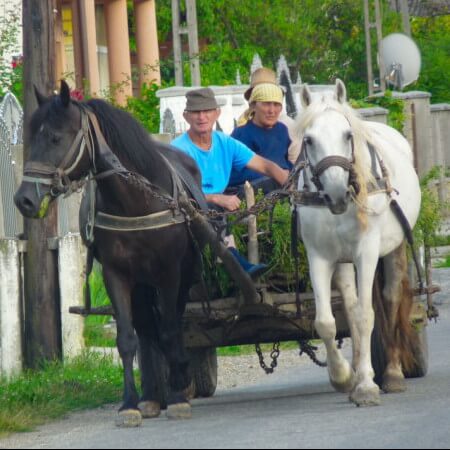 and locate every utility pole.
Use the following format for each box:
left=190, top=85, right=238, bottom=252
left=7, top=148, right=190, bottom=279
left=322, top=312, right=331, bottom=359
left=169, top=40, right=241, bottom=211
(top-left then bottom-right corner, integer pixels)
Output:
left=171, top=0, right=201, bottom=86
left=22, top=0, right=62, bottom=368
left=399, top=0, right=412, bottom=36
left=363, top=0, right=386, bottom=95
